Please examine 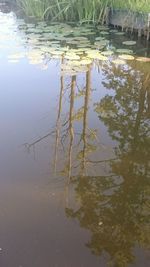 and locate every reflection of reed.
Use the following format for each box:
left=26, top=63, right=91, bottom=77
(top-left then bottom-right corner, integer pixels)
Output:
left=81, top=67, right=91, bottom=175
left=54, top=72, right=64, bottom=173
left=68, top=75, right=76, bottom=183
